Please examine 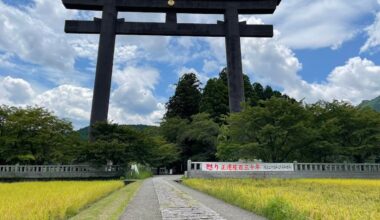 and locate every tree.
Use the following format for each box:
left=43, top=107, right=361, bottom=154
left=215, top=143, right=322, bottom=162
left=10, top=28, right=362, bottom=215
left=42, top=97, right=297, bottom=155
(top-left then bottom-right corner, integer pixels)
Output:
left=165, top=73, right=202, bottom=119
left=160, top=117, right=189, bottom=143
left=217, top=98, right=315, bottom=162
left=306, top=101, right=380, bottom=163
left=86, top=122, right=157, bottom=165
left=160, top=113, right=219, bottom=170
left=200, top=68, right=254, bottom=123
left=149, top=136, right=180, bottom=168
left=243, top=74, right=255, bottom=104
left=178, top=113, right=220, bottom=162
left=0, top=106, right=82, bottom=165
left=263, top=85, right=274, bottom=100
left=199, top=78, right=229, bottom=123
